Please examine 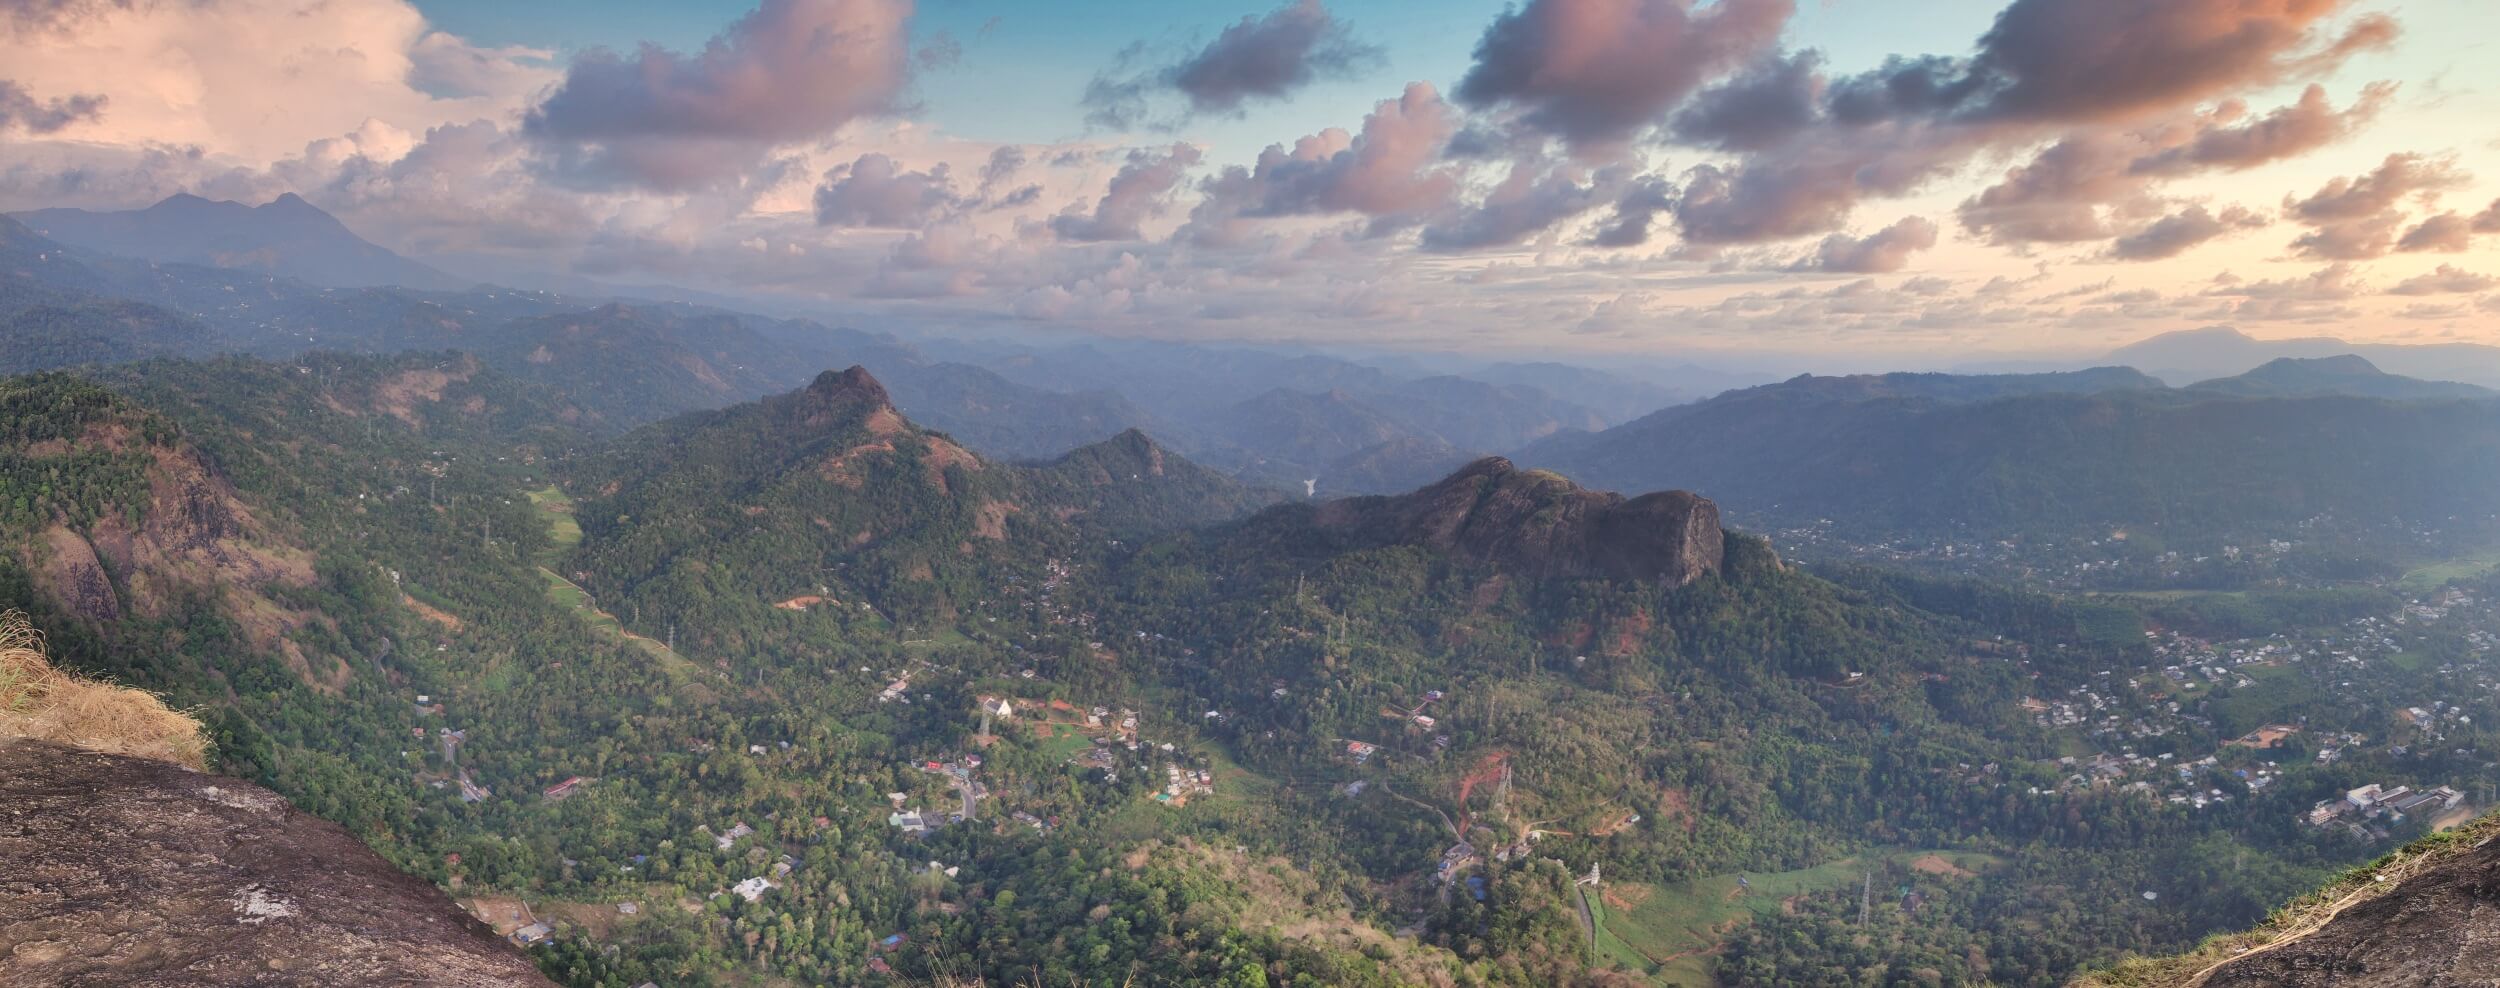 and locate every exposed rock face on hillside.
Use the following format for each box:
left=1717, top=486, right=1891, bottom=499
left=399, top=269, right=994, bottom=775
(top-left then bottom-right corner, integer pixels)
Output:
left=0, top=737, right=554, bottom=987
left=785, top=364, right=897, bottom=431
left=2200, top=832, right=2500, bottom=987
left=1313, top=457, right=1723, bottom=586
